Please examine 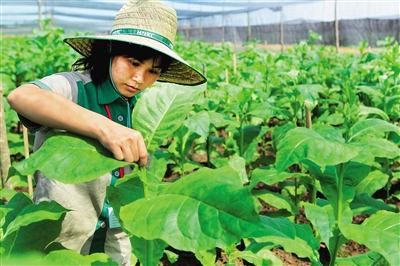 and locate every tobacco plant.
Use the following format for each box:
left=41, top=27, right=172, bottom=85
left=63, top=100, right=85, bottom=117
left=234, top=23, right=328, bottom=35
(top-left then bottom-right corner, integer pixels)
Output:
left=3, top=31, right=400, bottom=265
left=275, top=111, right=399, bottom=265
left=5, top=82, right=325, bottom=265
